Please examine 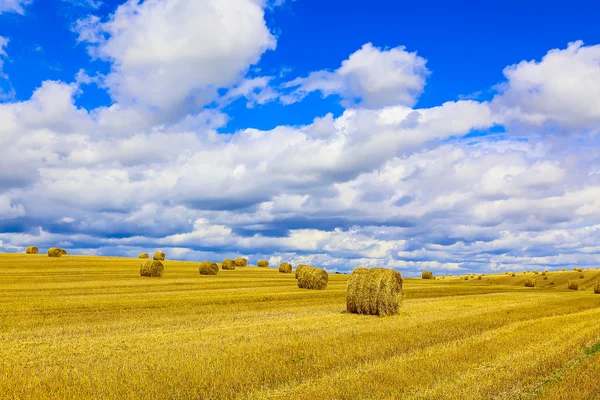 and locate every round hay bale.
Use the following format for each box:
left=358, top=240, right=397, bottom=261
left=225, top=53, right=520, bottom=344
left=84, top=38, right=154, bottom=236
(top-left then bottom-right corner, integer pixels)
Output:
left=295, top=264, right=310, bottom=279
left=257, top=260, right=269, bottom=268
left=153, top=251, right=166, bottom=261
left=421, top=270, right=434, bottom=280
left=511, top=272, right=516, bottom=277
left=26, top=246, right=39, bottom=254
left=140, top=260, right=164, bottom=277
left=139, top=253, right=149, bottom=259
left=297, top=265, right=328, bottom=290
left=594, top=281, right=600, bottom=294
left=60, top=249, right=67, bottom=255
left=346, top=267, right=403, bottom=317
left=47, top=248, right=63, bottom=258
left=524, top=278, right=536, bottom=287
left=234, top=258, right=248, bottom=268
left=279, top=262, right=292, bottom=274
left=568, top=280, right=579, bottom=290
left=222, top=259, right=236, bottom=270
left=199, top=261, right=219, bottom=276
